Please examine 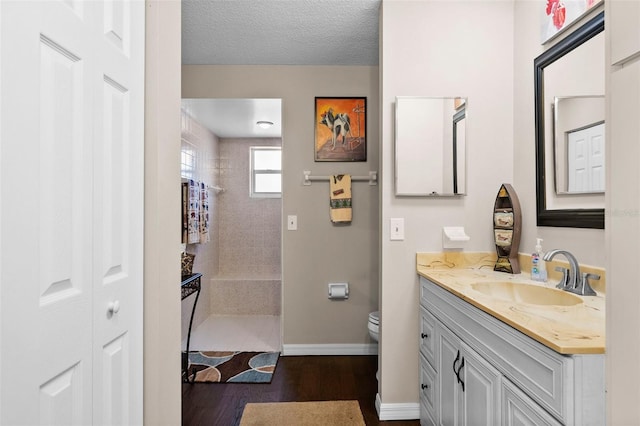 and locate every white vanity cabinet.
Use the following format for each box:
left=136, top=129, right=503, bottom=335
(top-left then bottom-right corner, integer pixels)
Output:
left=502, top=378, right=562, bottom=426
left=418, top=276, right=604, bottom=426
left=436, top=322, right=501, bottom=426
